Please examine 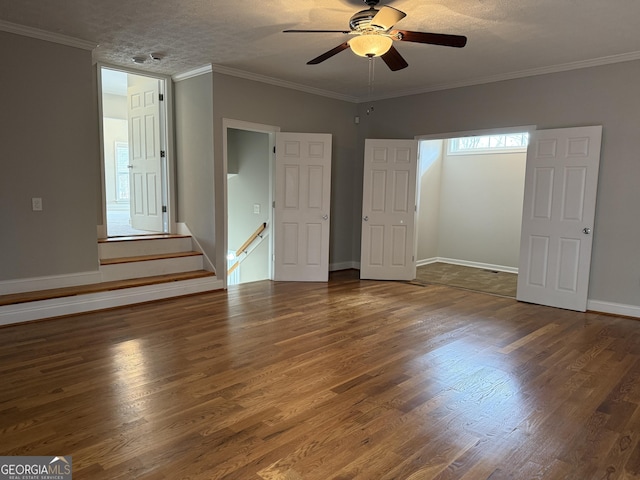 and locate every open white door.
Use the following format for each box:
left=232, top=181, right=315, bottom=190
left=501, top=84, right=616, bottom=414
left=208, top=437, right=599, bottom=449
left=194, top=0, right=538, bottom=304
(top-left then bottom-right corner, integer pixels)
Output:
left=517, top=126, right=602, bottom=311
left=360, top=139, right=418, bottom=280
left=128, top=77, right=163, bottom=232
left=274, top=132, right=332, bottom=282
